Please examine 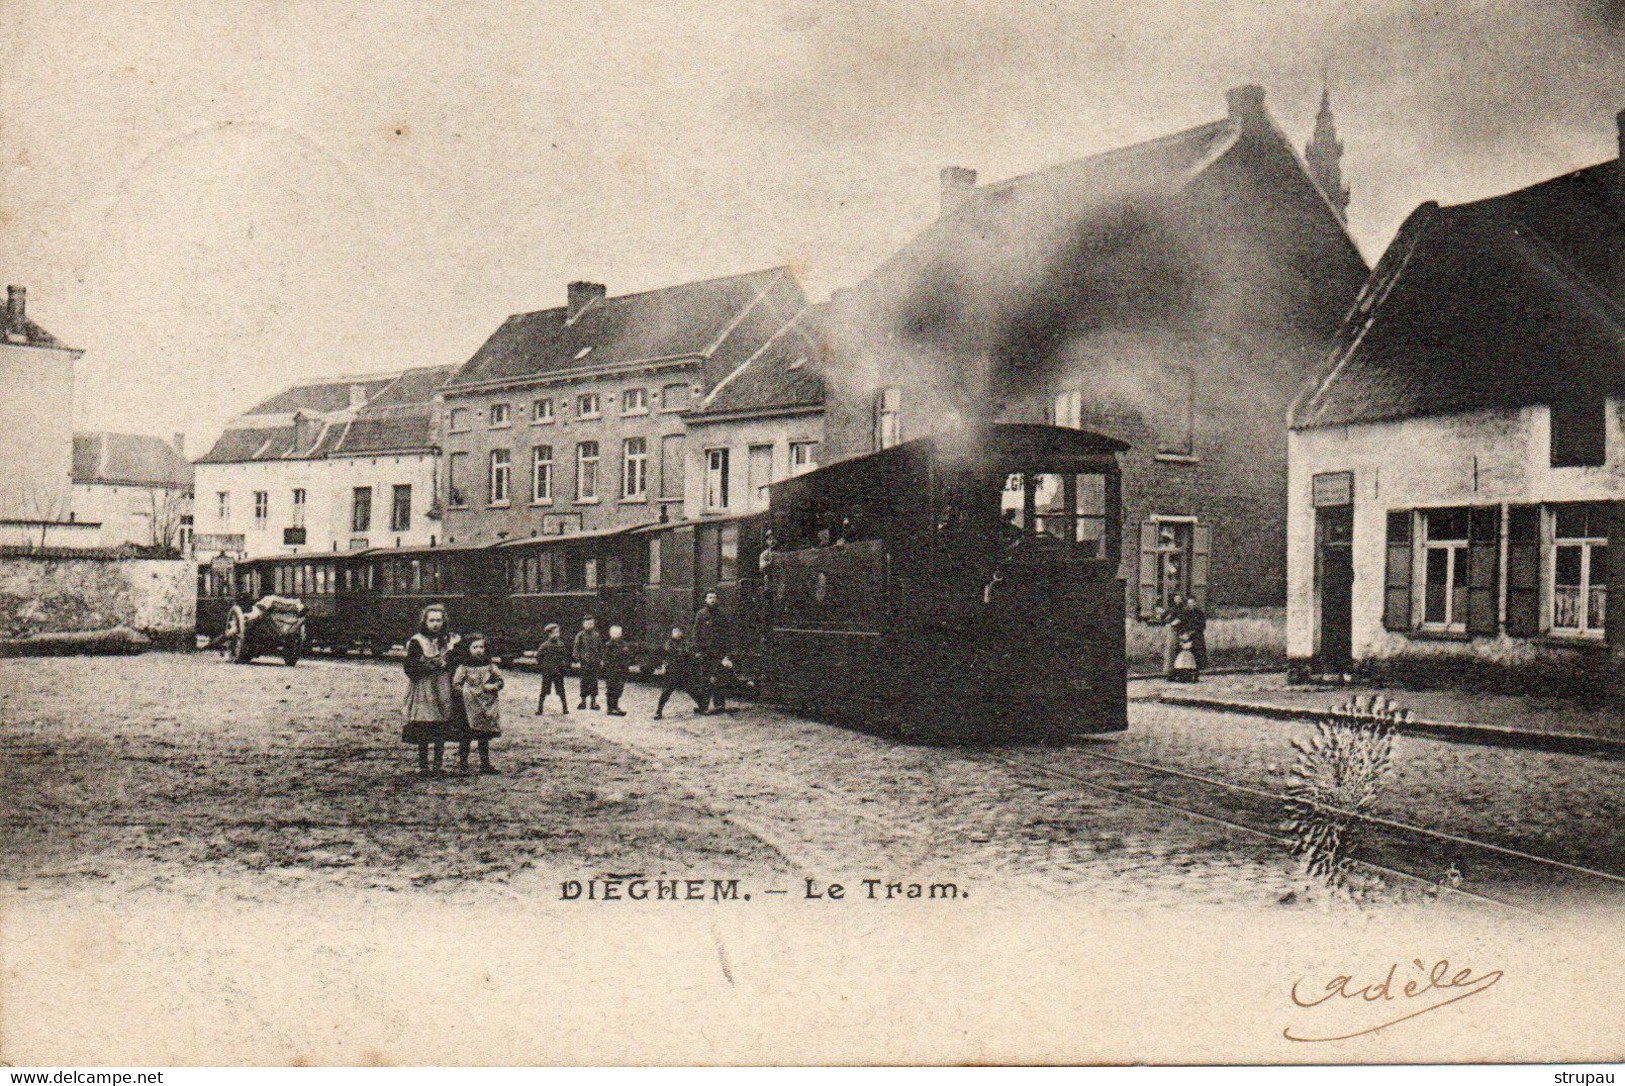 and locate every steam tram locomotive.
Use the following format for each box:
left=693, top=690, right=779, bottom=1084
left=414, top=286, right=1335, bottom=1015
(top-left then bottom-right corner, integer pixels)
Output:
left=196, top=423, right=1127, bottom=740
